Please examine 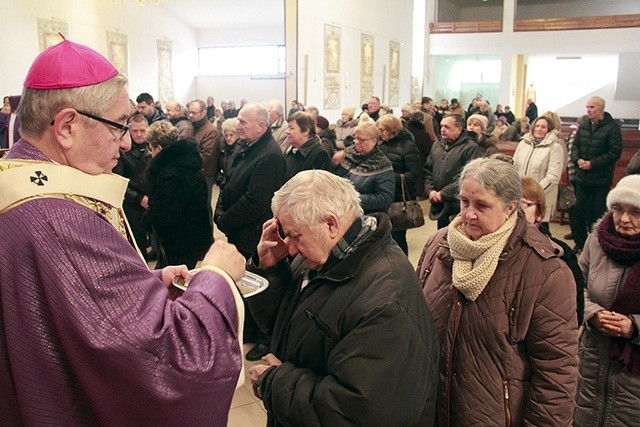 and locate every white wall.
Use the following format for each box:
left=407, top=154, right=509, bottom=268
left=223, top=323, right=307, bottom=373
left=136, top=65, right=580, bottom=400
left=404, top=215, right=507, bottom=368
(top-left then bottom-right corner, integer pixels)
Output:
left=195, top=26, right=285, bottom=105
left=297, top=0, right=414, bottom=123
left=0, top=0, right=198, bottom=106
left=427, top=27, right=640, bottom=119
